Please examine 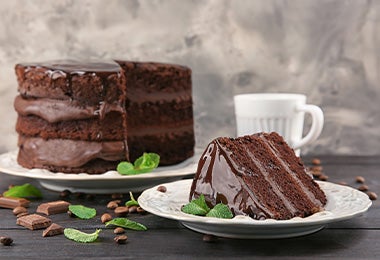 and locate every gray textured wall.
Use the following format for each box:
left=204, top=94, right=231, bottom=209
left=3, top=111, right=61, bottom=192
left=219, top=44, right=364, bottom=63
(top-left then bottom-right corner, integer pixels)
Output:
left=1, top=0, right=379, bottom=155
